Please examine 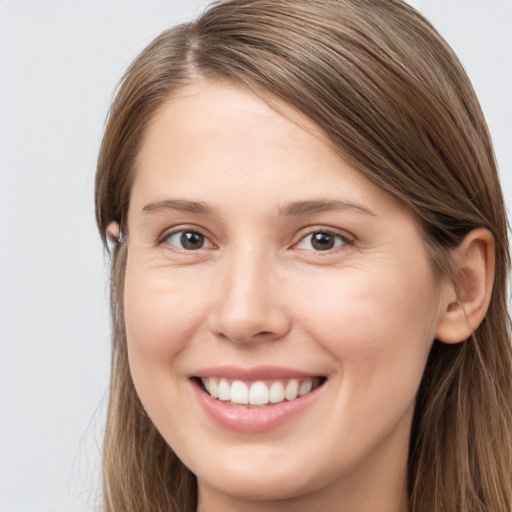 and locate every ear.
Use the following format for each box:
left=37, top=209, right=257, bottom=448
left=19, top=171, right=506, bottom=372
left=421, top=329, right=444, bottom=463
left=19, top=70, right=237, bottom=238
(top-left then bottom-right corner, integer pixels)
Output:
left=106, top=221, right=121, bottom=242
left=435, top=228, right=495, bottom=344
